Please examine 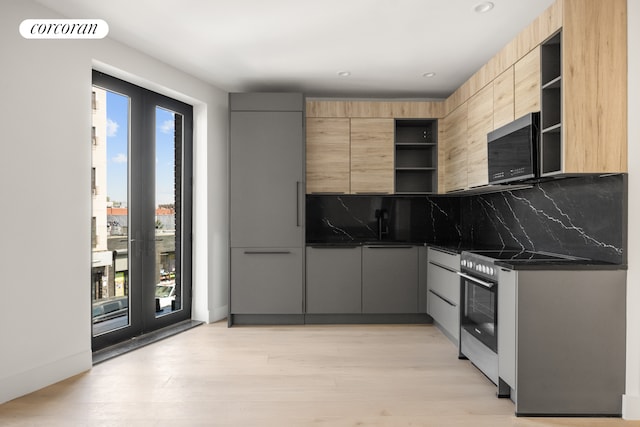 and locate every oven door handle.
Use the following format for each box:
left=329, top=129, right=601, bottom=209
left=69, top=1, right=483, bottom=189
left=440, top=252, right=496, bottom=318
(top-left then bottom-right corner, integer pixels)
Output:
left=457, top=272, right=495, bottom=289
